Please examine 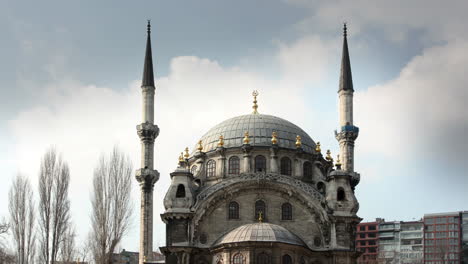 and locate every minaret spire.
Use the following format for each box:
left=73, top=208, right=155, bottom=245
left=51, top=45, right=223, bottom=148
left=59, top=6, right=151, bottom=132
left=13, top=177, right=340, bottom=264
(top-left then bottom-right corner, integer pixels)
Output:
left=142, top=20, right=155, bottom=87
left=335, top=23, right=359, bottom=172
left=136, top=21, right=160, bottom=264
left=339, top=23, right=354, bottom=92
